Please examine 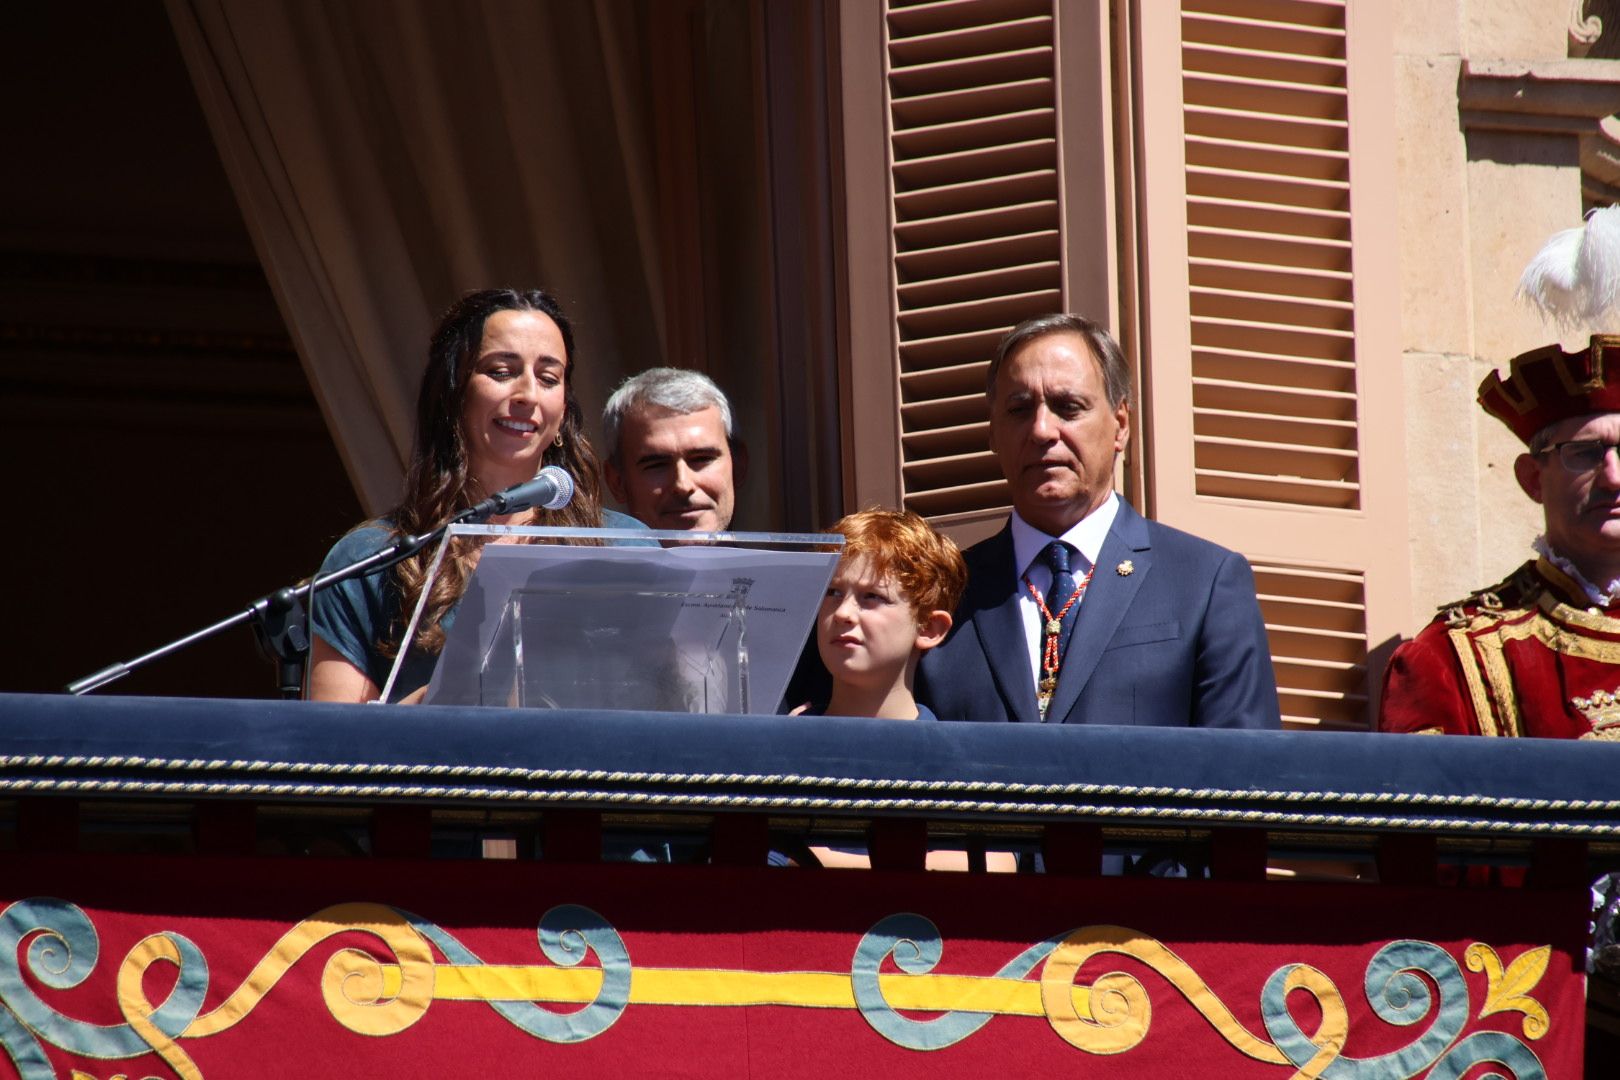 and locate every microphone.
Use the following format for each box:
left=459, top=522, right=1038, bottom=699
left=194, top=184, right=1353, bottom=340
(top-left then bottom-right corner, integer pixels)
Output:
left=461, top=465, right=574, bottom=522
